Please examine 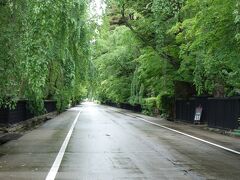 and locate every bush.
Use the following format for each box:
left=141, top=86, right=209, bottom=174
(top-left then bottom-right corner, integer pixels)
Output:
left=142, top=97, right=158, bottom=116
left=157, top=93, right=174, bottom=119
